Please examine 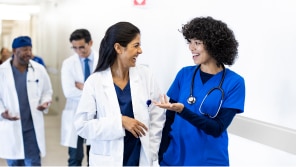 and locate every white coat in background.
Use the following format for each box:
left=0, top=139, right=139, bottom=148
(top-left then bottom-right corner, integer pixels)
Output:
left=60, top=49, right=98, bottom=148
left=0, top=58, right=53, bottom=159
left=74, top=65, right=166, bottom=166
